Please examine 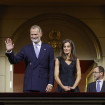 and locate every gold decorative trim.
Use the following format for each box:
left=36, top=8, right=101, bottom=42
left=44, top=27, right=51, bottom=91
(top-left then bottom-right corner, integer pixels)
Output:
left=48, top=30, right=61, bottom=51
left=85, top=62, right=97, bottom=92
